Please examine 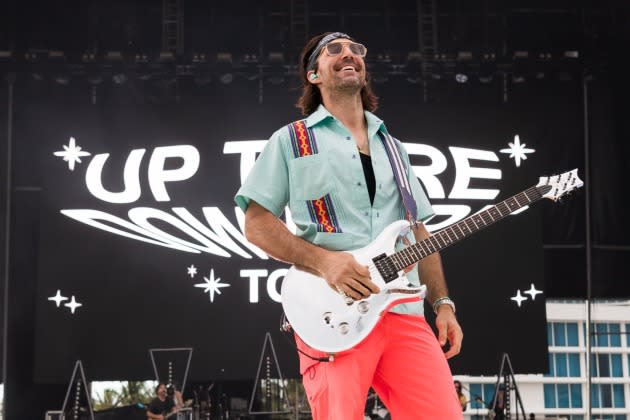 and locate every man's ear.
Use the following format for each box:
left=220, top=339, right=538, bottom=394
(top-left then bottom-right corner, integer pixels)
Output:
left=307, top=71, right=320, bottom=84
